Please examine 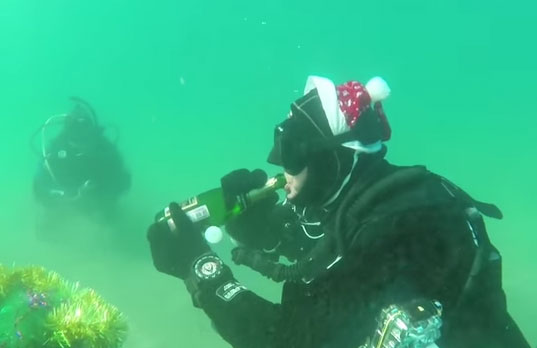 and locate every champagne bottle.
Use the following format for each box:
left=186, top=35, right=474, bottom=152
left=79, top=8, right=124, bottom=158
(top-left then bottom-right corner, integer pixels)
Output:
left=155, top=174, right=286, bottom=241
